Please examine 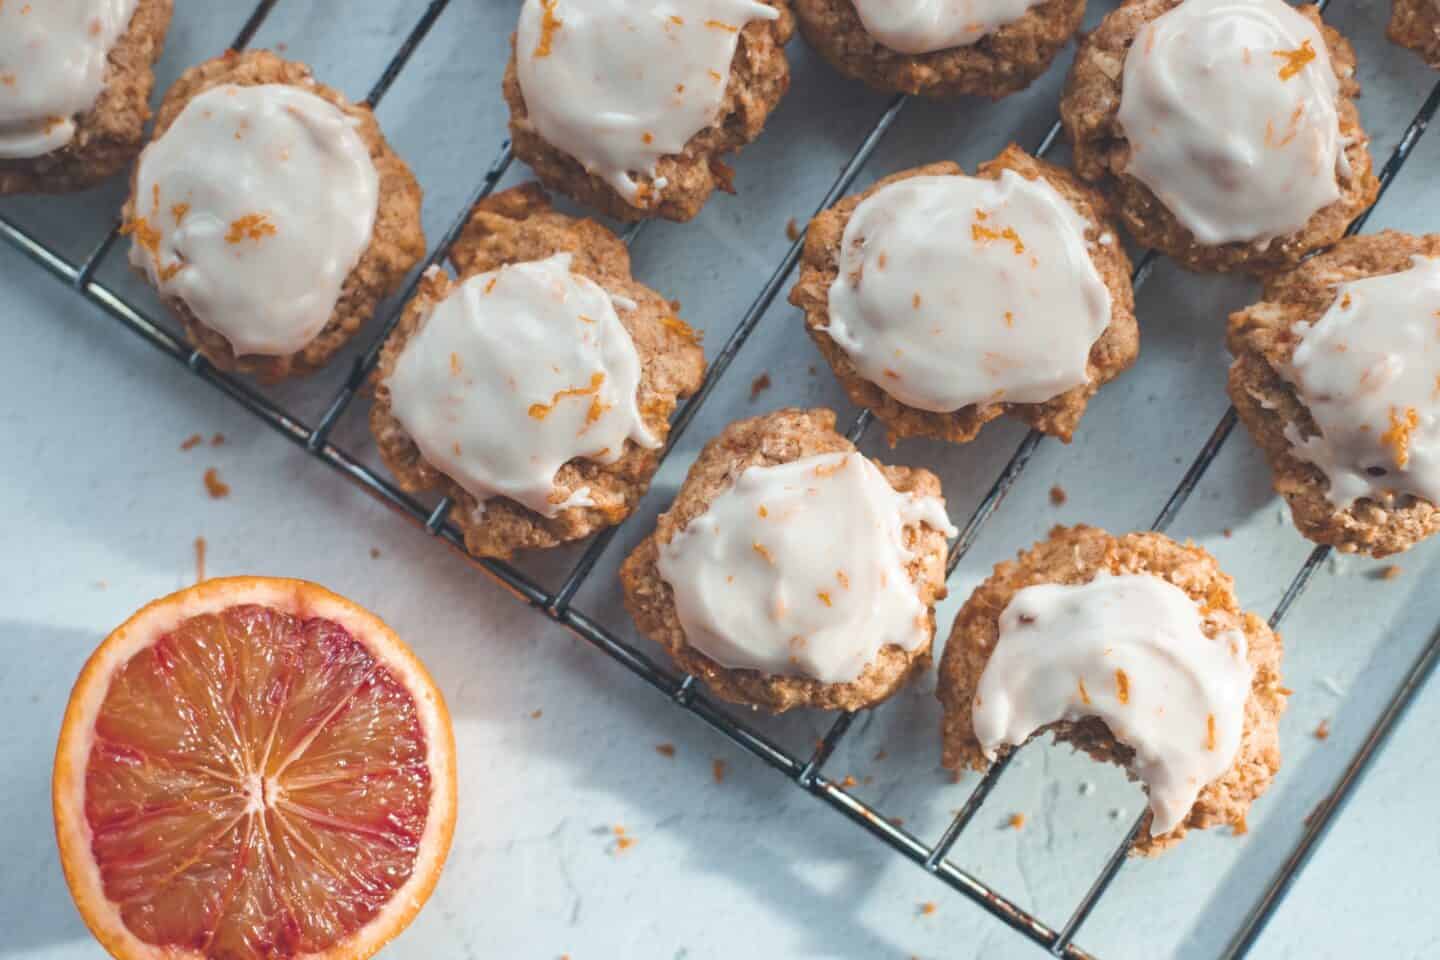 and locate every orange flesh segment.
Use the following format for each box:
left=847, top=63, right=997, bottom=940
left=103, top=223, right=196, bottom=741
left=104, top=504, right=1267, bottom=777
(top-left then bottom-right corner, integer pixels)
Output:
left=84, top=604, right=431, bottom=957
